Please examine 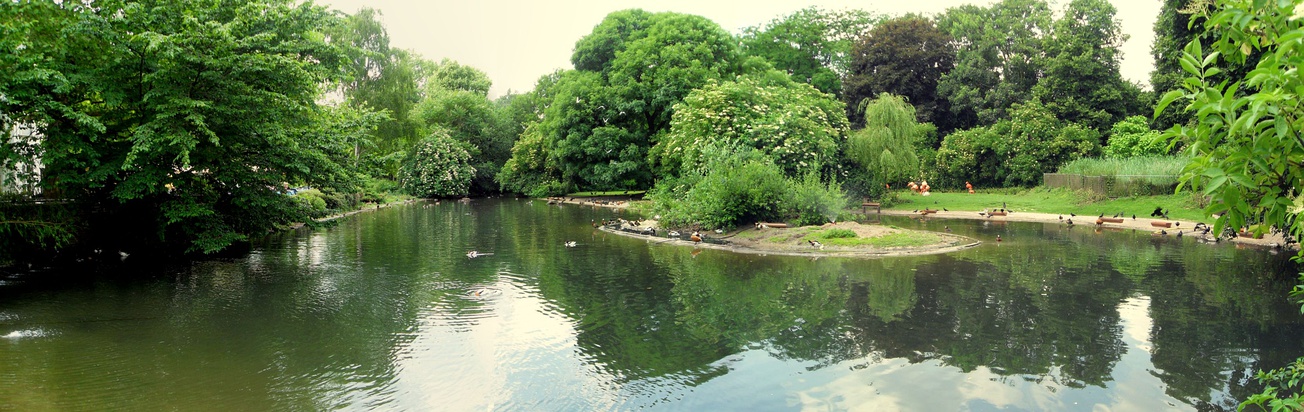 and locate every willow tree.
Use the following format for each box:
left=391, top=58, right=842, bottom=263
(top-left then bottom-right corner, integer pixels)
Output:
left=845, top=94, right=927, bottom=189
